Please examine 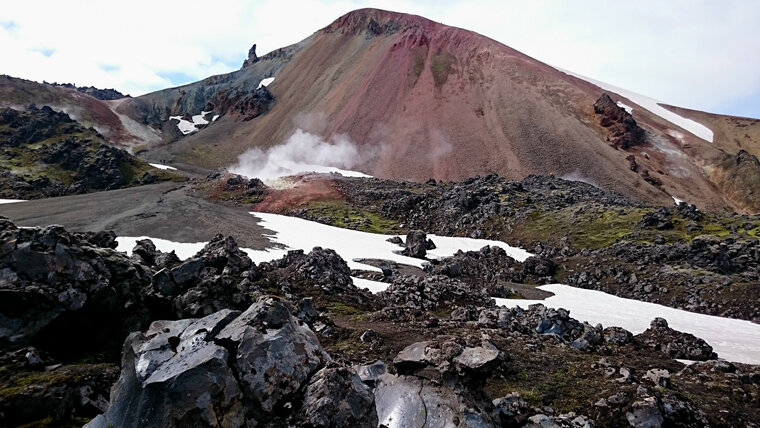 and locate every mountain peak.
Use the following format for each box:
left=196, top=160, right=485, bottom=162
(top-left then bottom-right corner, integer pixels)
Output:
left=323, top=8, right=441, bottom=36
